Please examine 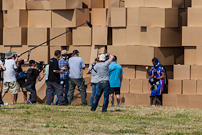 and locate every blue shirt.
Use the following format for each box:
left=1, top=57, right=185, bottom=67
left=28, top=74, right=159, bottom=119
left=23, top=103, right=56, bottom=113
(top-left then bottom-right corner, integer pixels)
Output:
left=58, top=57, right=69, bottom=80
left=109, top=62, right=123, bottom=88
